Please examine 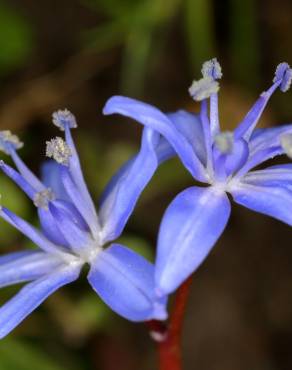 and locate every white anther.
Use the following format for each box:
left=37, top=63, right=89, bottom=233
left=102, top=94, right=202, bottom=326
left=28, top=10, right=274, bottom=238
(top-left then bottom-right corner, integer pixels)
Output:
left=189, top=77, right=219, bottom=101
left=52, top=109, right=77, bottom=131
left=281, top=134, right=292, bottom=159
left=33, top=188, right=55, bottom=210
left=46, top=137, right=72, bottom=165
left=0, top=130, right=23, bottom=154
left=214, top=131, right=234, bottom=154
left=201, top=58, right=222, bottom=80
